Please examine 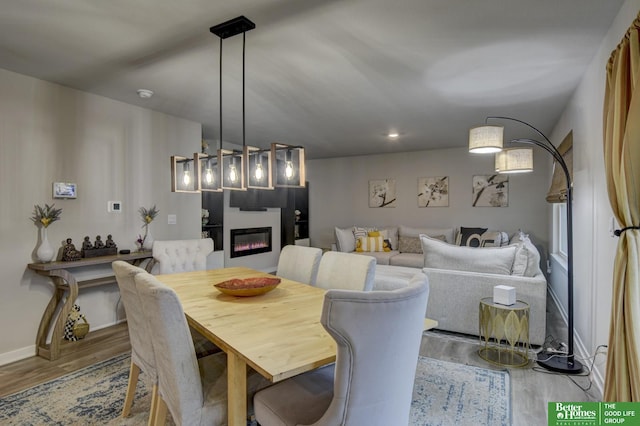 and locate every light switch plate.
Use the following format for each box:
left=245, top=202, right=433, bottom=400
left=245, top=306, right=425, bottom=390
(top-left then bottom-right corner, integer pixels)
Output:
left=168, top=214, right=177, bottom=225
